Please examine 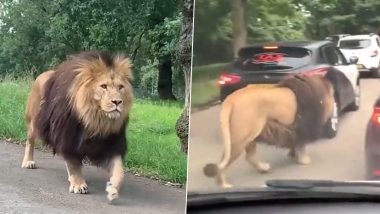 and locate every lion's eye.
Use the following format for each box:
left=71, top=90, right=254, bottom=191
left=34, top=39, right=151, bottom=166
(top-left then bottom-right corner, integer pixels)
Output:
left=119, top=85, right=124, bottom=90
left=100, top=84, right=107, bottom=89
